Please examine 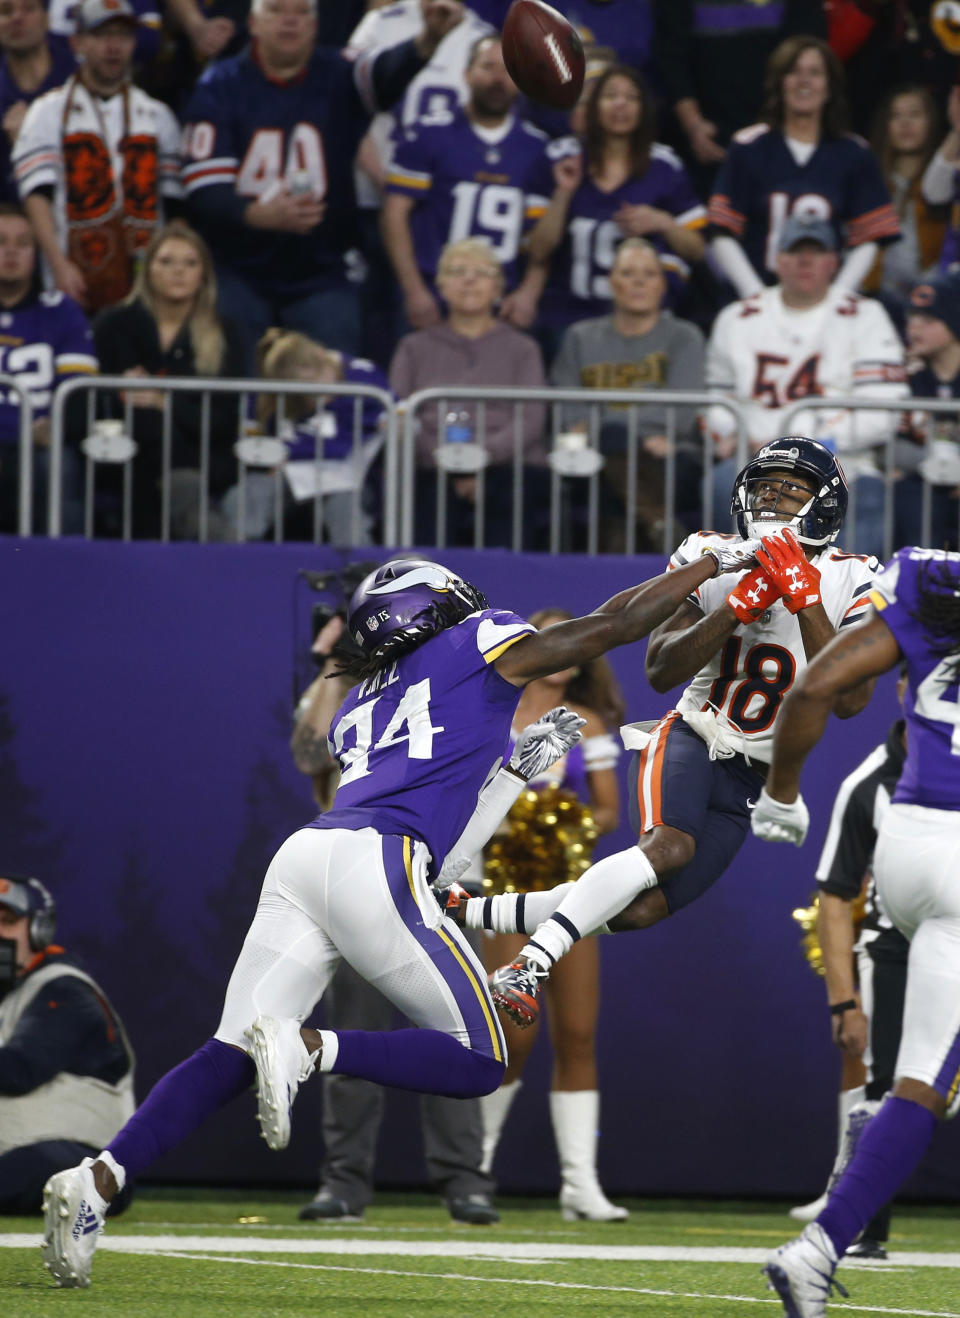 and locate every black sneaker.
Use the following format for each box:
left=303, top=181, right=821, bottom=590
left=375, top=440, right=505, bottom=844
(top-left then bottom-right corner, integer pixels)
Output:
left=447, top=1193, right=499, bottom=1225
left=298, top=1192, right=364, bottom=1223
left=846, top=1237, right=888, bottom=1260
